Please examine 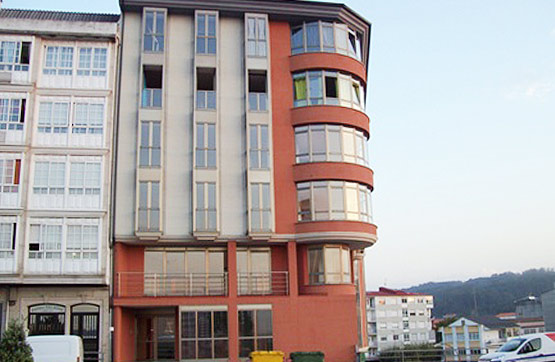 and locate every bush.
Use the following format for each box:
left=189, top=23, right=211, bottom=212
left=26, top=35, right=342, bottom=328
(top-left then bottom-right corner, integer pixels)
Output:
left=0, top=319, right=33, bottom=362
